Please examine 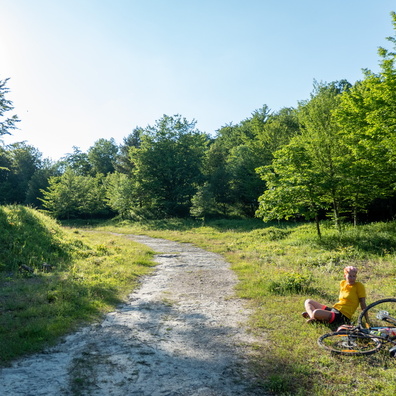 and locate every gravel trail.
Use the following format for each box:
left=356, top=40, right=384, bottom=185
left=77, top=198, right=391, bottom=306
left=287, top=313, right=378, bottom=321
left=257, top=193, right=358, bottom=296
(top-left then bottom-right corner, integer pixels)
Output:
left=0, top=235, right=264, bottom=395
